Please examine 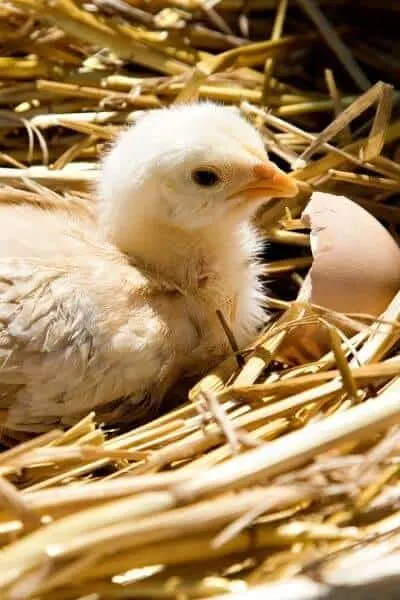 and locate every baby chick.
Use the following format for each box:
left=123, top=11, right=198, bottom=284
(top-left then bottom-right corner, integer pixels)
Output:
left=0, top=103, right=297, bottom=431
